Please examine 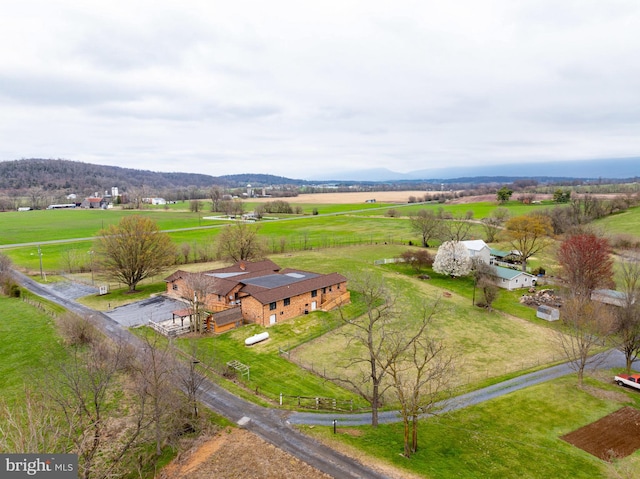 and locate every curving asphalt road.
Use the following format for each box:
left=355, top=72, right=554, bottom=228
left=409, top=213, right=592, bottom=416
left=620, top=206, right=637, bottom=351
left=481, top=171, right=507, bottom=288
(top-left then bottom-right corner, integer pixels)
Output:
left=13, top=272, right=633, bottom=477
